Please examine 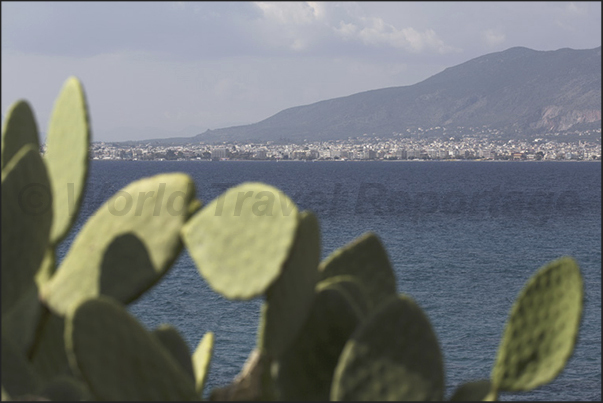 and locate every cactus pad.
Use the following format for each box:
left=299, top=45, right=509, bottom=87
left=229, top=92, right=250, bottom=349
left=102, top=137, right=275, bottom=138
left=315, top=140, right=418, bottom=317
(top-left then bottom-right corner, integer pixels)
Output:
left=65, top=296, right=199, bottom=400
left=38, top=375, right=91, bottom=401
left=2, top=284, right=44, bottom=357
left=260, top=211, right=321, bottom=358
left=43, top=77, right=91, bottom=246
left=1, top=100, right=40, bottom=170
left=192, top=331, right=214, bottom=395
left=182, top=182, right=299, bottom=300
left=1, top=144, right=52, bottom=316
left=35, top=248, right=56, bottom=287
left=331, top=295, right=444, bottom=401
left=153, top=324, right=195, bottom=382
left=319, top=232, right=397, bottom=311
left=316, top=275, right=372, bottom=319
left=491, top=257, right=583, bottom=392
left=274, top=279, right=363, bottom=400
left=40, top=174, right=196, bottom=316
left=449, top=380, right=494, bottom=401
left=1, top=333, right=41, bottom=398
left=28, top=312, right=70, bottom=382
